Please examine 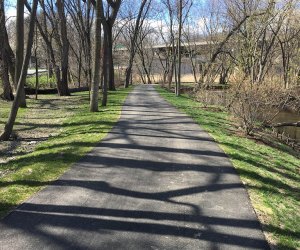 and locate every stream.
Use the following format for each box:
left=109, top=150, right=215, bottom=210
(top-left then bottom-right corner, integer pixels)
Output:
left=193, top=89, right=300, bottom=142
left=273, top=110, right=300, bottom=142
